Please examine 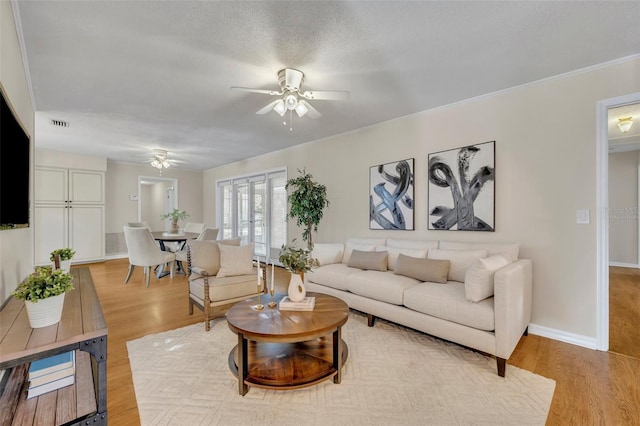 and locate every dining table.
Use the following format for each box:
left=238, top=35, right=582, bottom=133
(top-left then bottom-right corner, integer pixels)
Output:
left=151, top=231, right=200, bottom=276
